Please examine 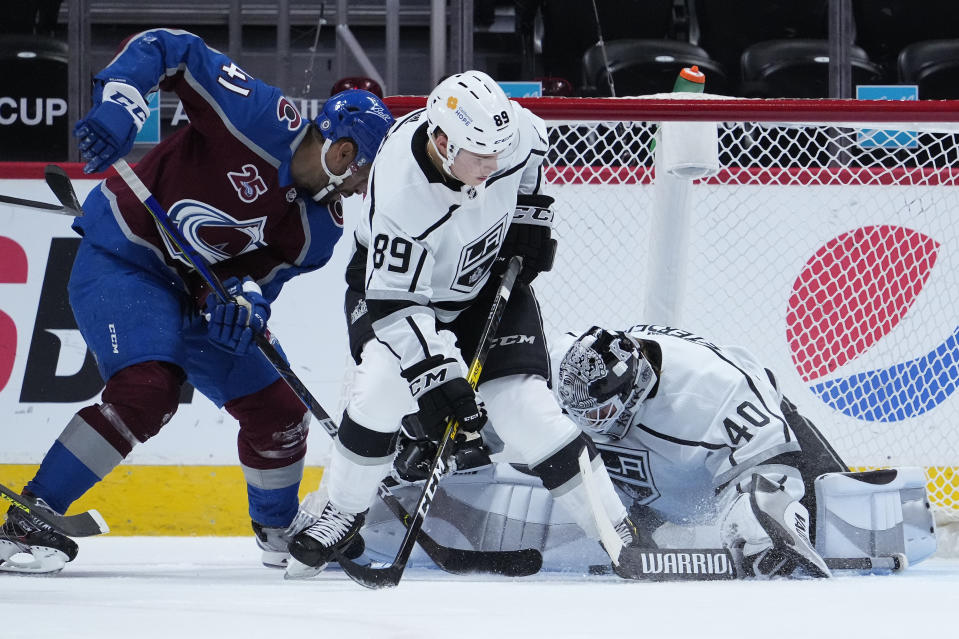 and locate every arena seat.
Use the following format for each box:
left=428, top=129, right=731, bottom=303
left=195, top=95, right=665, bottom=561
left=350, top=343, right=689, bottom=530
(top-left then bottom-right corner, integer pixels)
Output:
left=581, top=39, right=728, bottom=97
left=852, top=0, right=959, bottom=79
left=898, top=40, right=959, bottom=100
left=740, top=39, right=884, bottom=98
left=540, top=0, right=676, bottom=93
left=692, top=0, right=830, bottom=92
